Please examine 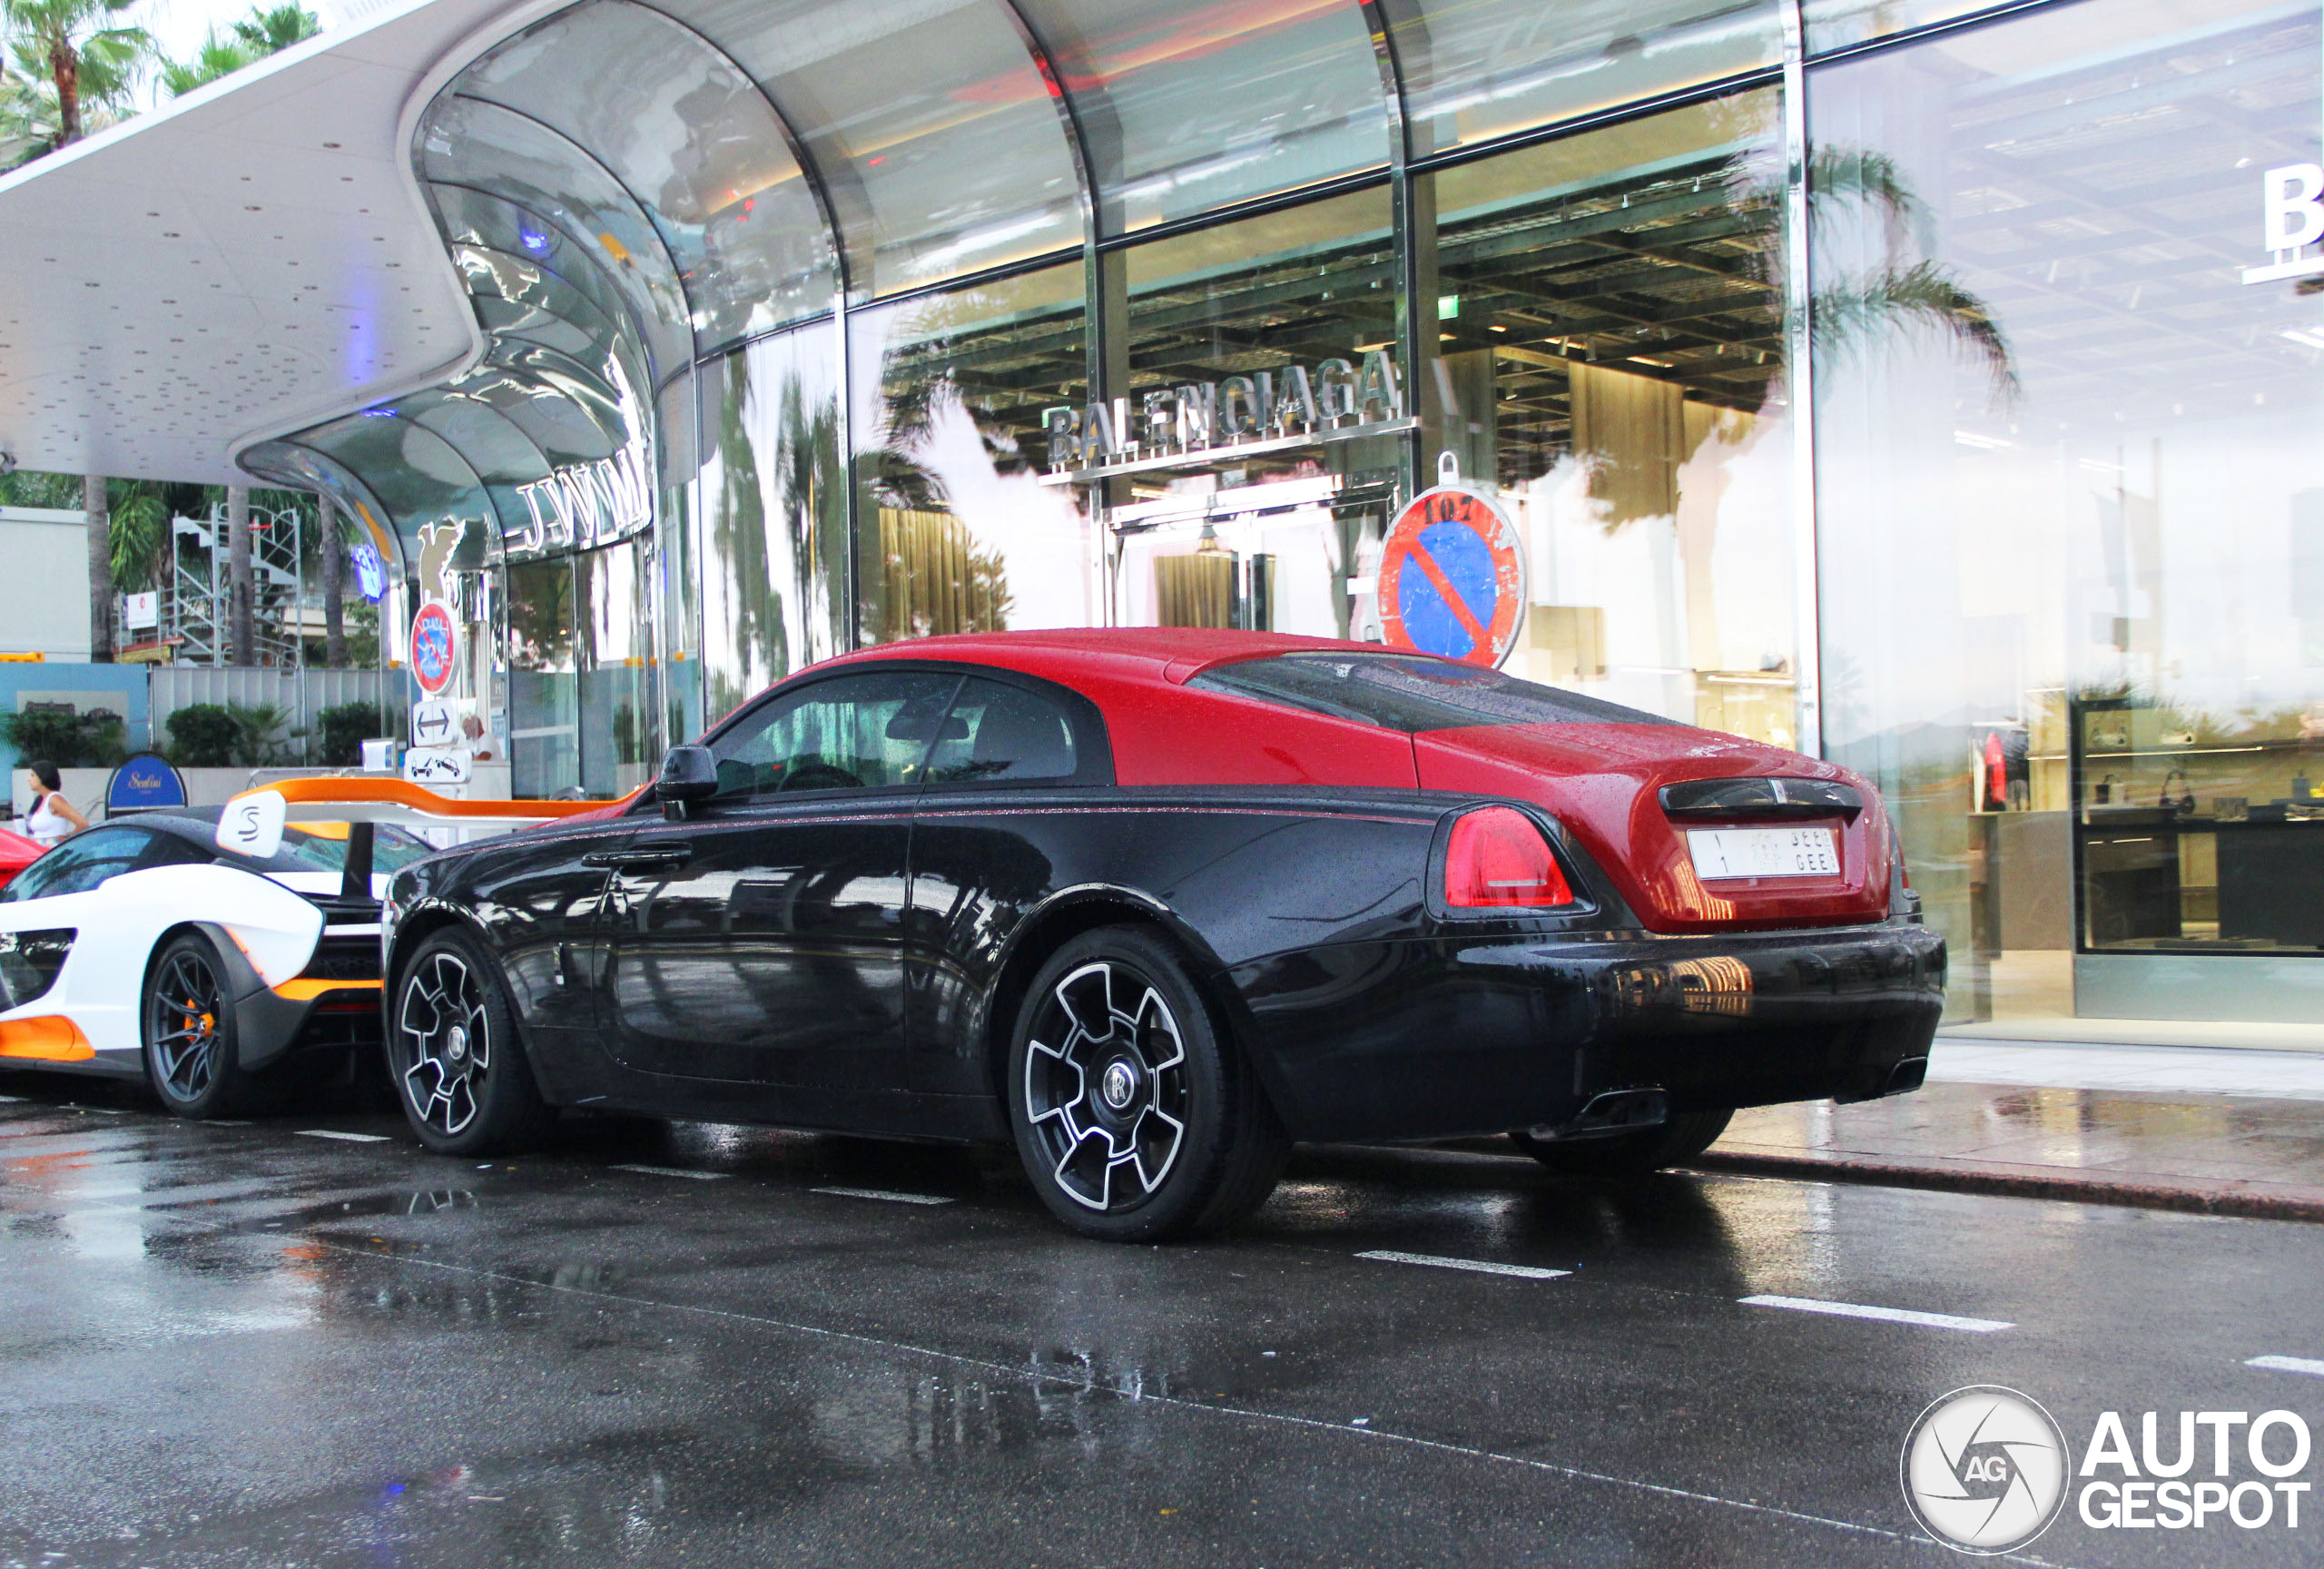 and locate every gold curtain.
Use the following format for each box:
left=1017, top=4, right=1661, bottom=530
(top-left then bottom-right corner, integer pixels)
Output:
left=1156, top=554, right=1236, bottom=628
left=1570, top=360, right=1685, bottom=525
left=875, top=507, right=1012, bottom=640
